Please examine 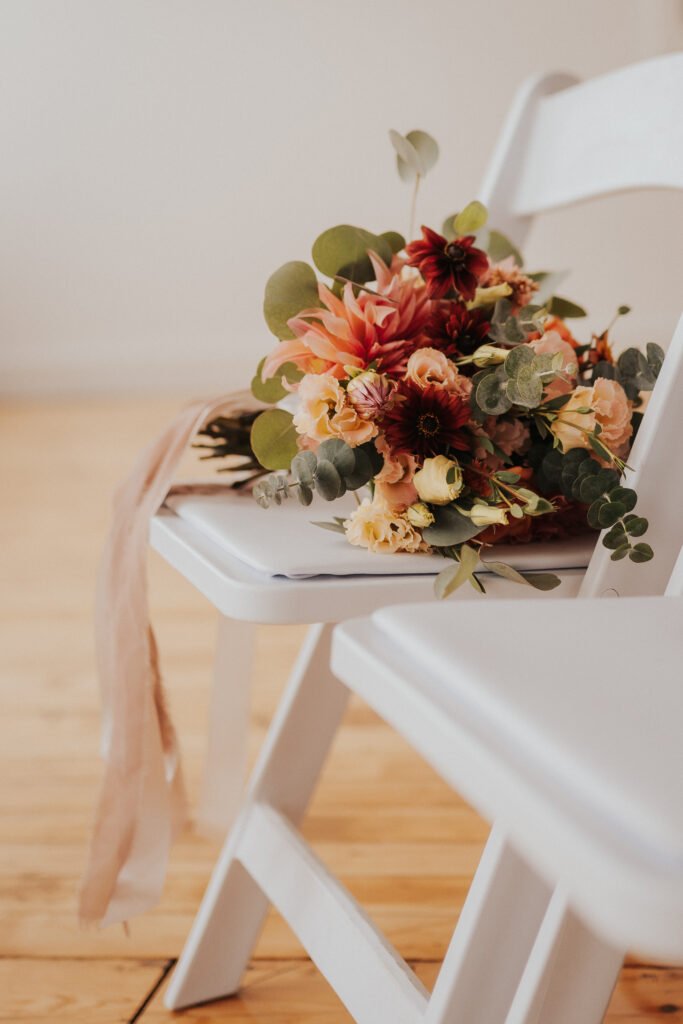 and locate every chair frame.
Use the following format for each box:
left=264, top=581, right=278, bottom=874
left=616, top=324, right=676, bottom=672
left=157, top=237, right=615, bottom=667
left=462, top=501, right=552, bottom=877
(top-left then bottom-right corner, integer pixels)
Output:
left=159, top=53, right=683, bottom=1017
